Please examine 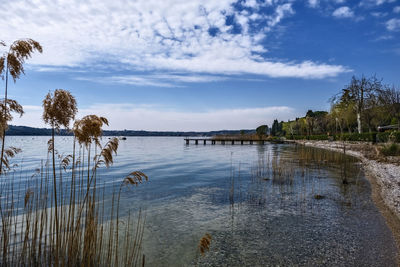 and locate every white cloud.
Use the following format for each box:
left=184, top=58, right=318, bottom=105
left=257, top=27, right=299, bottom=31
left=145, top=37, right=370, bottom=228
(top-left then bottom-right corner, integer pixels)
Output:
left=333, top=6, right=354, bottom=18
left=360, top=0, right=396, bottom=7
left=142, top=57, right=349, bottom=78
left=374, top=34, right=394, bottom=41
left=76, top=73, right=229, bottom=87
left=242, top=0, right=258, bottom=8
left=386, top=18, right=400, bottom=31
left=308, top=0, right=319, bottom=8
left=0, top=0, right=347, bottom=79
left=309, top=0, right=346, bottom=8
left=267, top=3, right=295, bottom=27
left=371, top=11, right=388, bottom=17
left=394, top=6, right=400, bottom=13
left=12, top=104, right=298, bottom=131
